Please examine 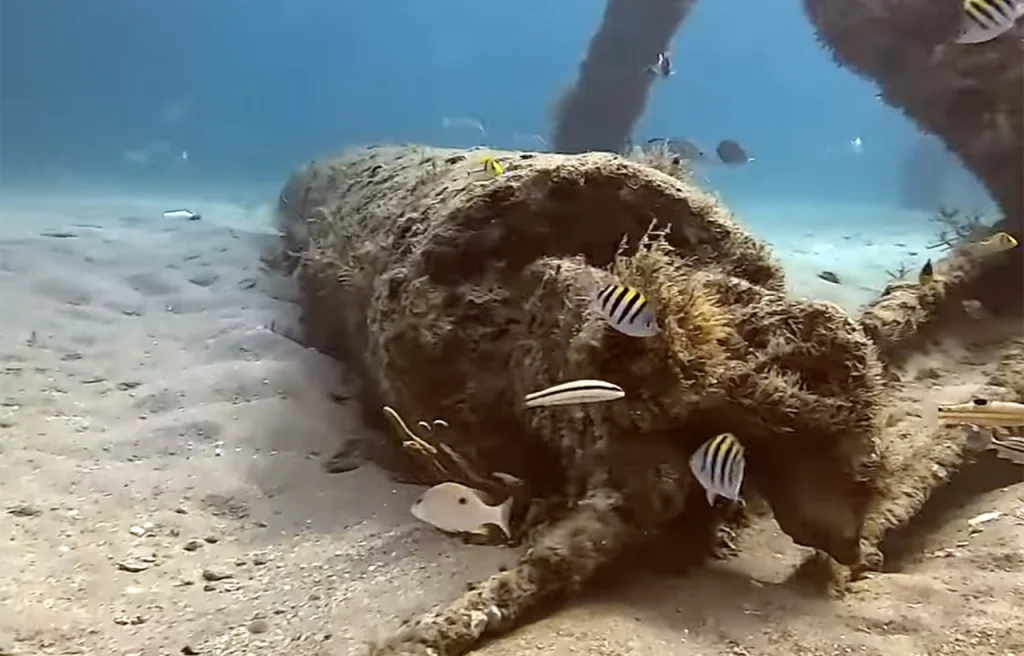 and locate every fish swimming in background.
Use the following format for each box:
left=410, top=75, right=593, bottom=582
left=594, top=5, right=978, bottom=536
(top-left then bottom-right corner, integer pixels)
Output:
left=918, top=259, right=934, bottom=285
left=163, top=208, right=201, bottom=221
left=647, top=52, right=673, bottom=78
left=410, top=481, right=513, bottom=539
left=955, top=0, right=1024, bottom=45
left=960, top=231, right=1019, bottom=257
left=937, top=398, right=1024, bottom=427
left=441, top=115, right=486, bottom=136
left=593, top=283, right=660, bottom=337
left=716, top=139, right=753, bottom=165
left=511, top=133, right=549, bottom=151
left=689, top=432, right=746, bottom=506
left=481, top=156, right=505, bottom=177
left=523, top=379, right=626, bottom=408
left=850, top=136, right=864, bottom=154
